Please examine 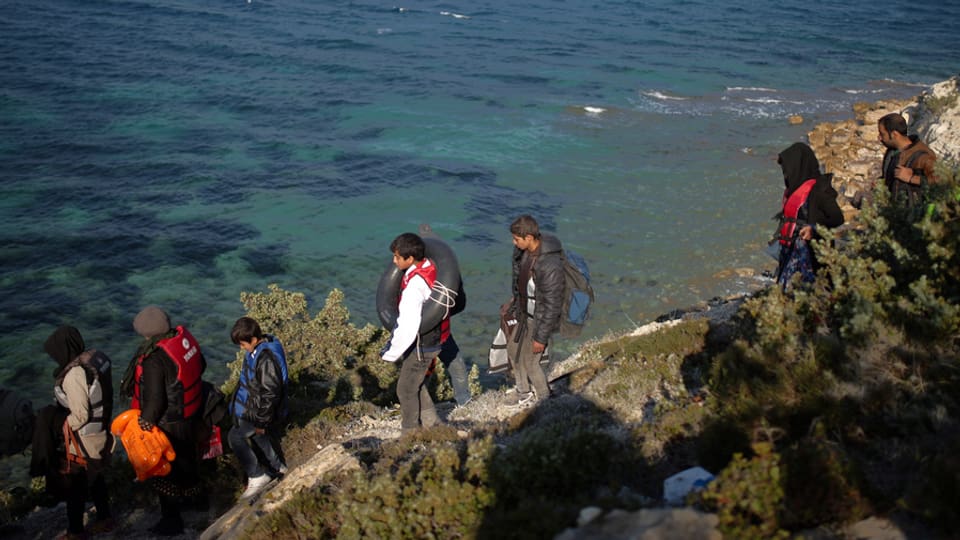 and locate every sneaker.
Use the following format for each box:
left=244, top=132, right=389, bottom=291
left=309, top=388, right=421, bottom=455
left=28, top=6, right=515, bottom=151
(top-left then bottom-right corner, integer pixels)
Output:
left=517, top=391, right=537, bottom=407
left=276, top=463, right=288, bottom=476
left=240, top=474, right=272, bottom=499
